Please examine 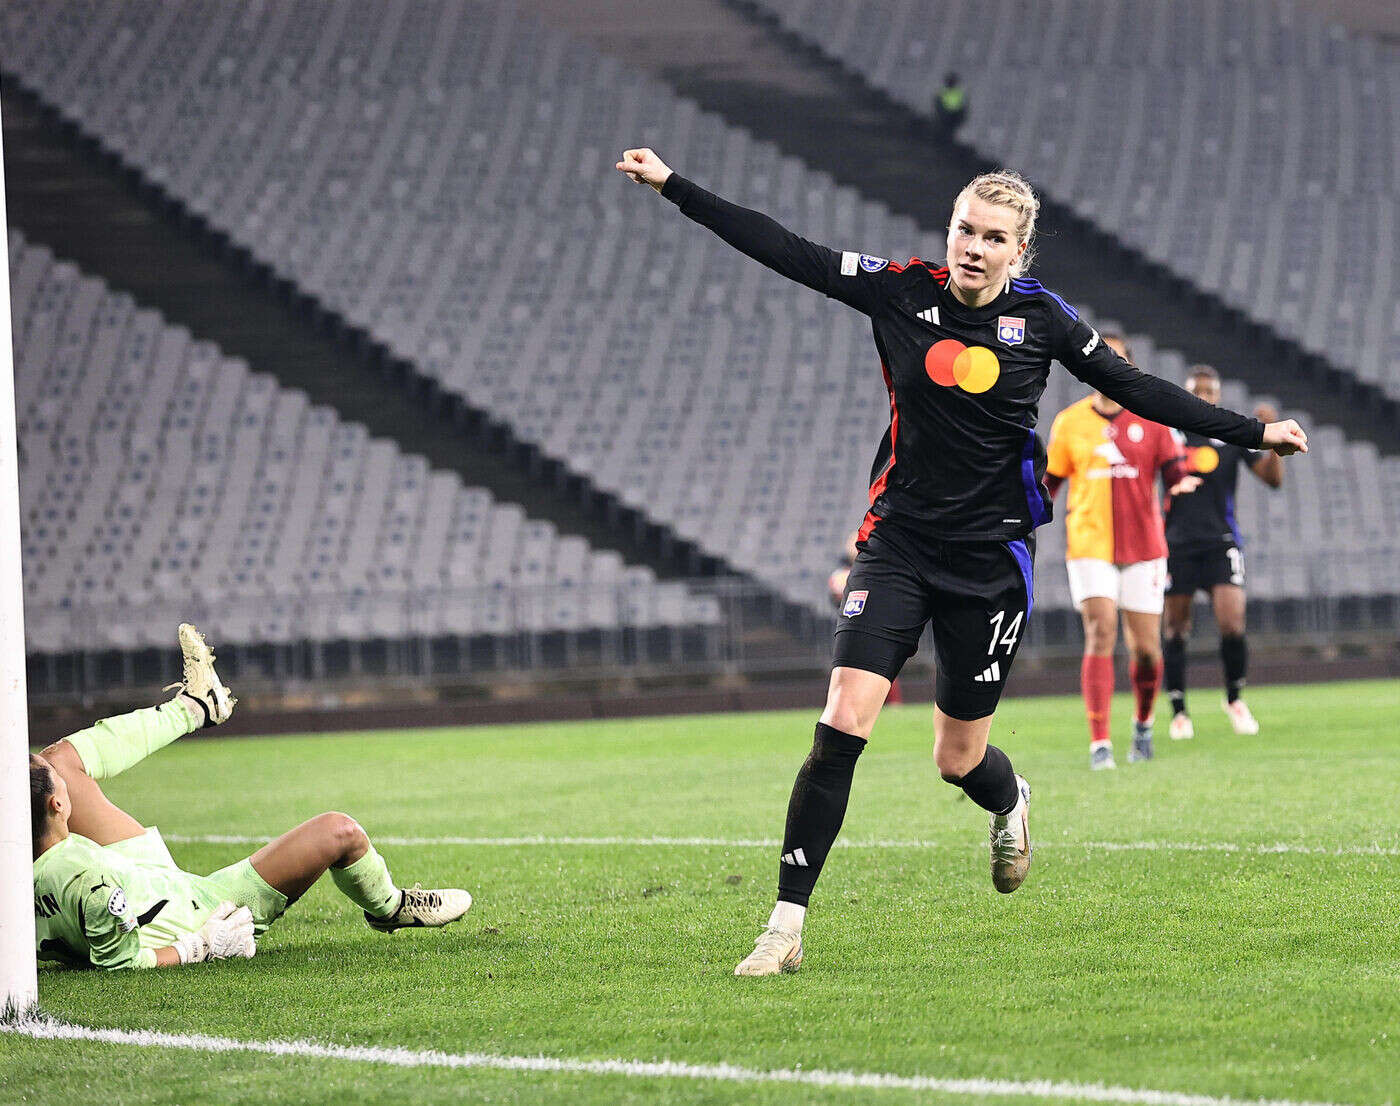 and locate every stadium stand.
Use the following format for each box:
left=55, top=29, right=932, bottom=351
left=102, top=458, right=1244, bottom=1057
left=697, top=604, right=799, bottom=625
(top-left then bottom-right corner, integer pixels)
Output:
left=9, top=231, right=718, bottom=655
left=744, top=0, right=1400, bottom=401
left=3, top=0, right=1397, bottom=622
